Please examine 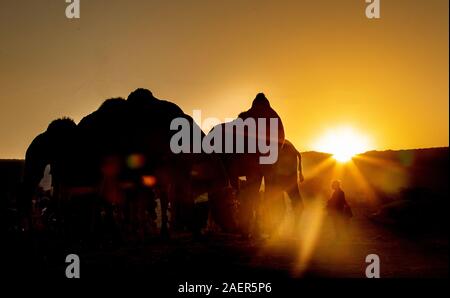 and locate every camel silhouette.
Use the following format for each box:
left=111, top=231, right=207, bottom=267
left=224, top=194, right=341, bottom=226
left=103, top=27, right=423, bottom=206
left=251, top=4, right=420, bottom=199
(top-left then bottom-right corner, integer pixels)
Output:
left=205, top=93, right=294, bottom=236
left=21, top=118, right=77, bottom=227
left=22, top=89, right=302, bottom=243
left=22, top=89, right=227, bottom=243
